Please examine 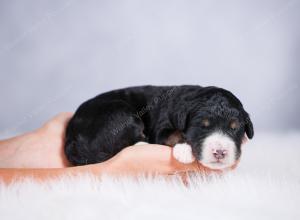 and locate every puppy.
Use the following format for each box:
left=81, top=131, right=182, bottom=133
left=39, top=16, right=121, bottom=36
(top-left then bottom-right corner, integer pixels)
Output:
left=65, top=85, right=253, bottom=170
